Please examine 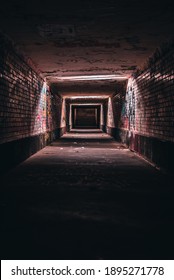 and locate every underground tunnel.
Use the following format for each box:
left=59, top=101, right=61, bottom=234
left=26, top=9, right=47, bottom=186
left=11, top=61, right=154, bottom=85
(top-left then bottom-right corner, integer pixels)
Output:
left=0, top=0, right=174, bottom=260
